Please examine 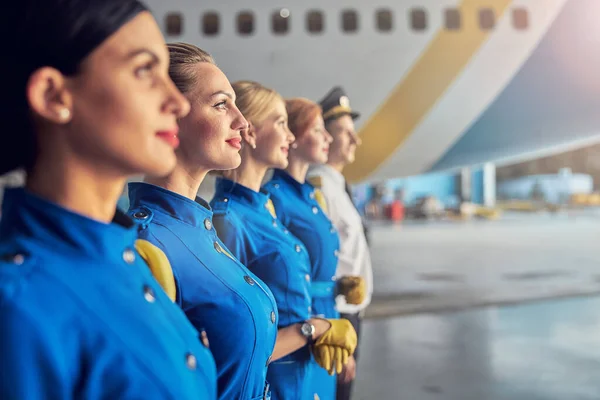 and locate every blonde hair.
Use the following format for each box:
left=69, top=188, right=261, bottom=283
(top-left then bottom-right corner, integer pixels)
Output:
left=232, top=81, right=283, bottom=127
left=167, top=42, right=215, bottom=94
